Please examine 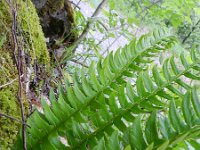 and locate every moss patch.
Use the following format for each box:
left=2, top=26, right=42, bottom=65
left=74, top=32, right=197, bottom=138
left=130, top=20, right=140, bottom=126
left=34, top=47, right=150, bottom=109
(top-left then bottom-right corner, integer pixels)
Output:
left=0, top=47, right=20, bottom=149
left=17, top=0, right=50, bottom=64
left=0, top=0, right=50, bottom=148
left=0, top=1, right=19, bottom=148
